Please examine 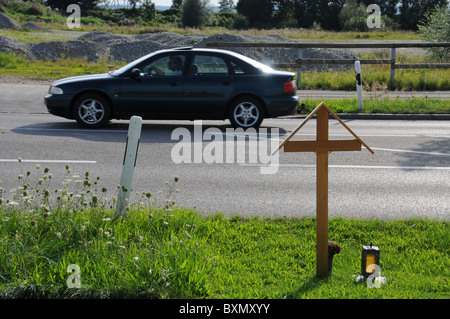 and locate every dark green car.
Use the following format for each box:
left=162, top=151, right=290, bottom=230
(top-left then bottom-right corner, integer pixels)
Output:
left=45, top=48, right=298, bottom=129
